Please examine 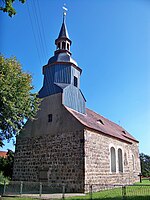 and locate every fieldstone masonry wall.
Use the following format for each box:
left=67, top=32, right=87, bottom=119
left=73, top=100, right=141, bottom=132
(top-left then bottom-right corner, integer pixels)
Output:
left=13, top=127, right=140, bottom=193
left=13, top=130, right=85, bottom=192
left=84, top=129, right=141, bottom=191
